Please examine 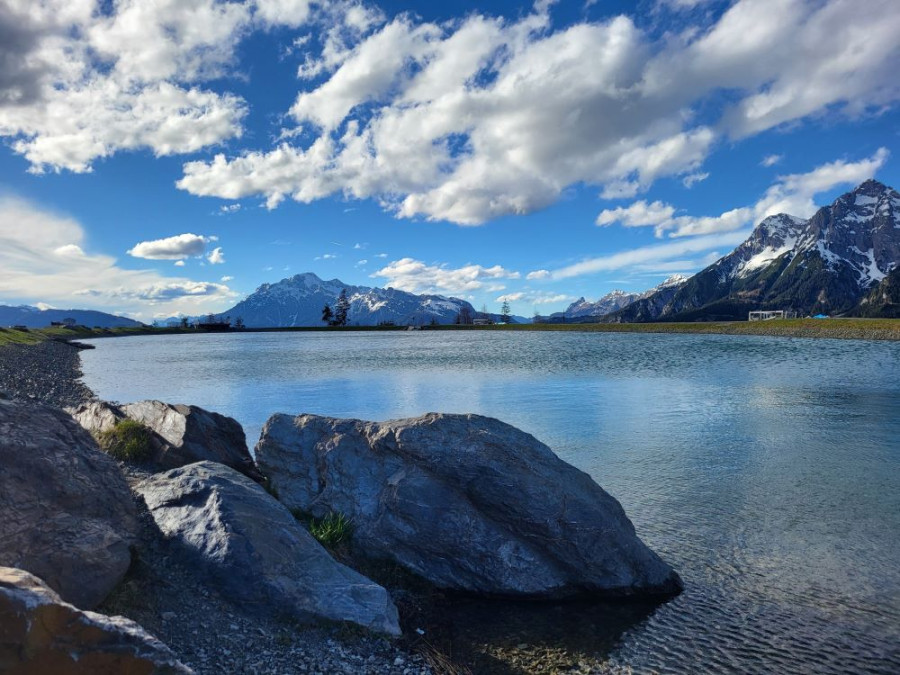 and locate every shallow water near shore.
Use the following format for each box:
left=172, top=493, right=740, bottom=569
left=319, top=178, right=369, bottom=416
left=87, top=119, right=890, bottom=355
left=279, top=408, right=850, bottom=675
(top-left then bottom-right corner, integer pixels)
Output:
left=80, top=330, right=900, bottom=673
